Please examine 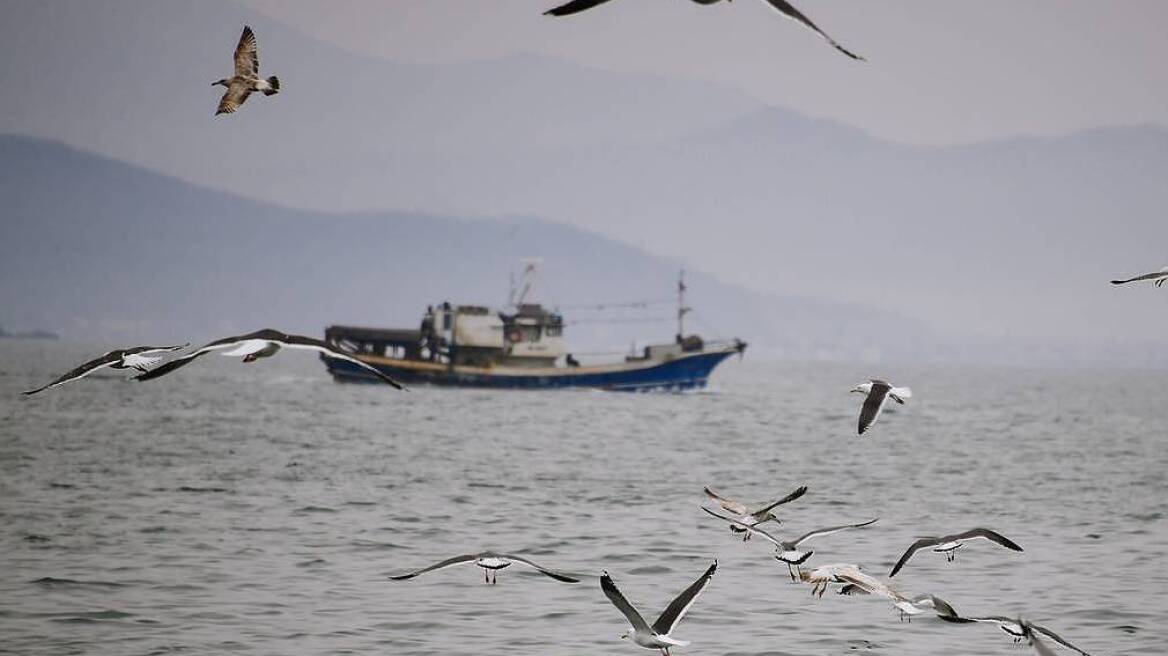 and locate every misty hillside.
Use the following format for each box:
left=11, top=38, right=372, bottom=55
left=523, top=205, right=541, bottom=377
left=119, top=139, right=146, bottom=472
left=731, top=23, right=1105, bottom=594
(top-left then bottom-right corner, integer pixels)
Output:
left=0, top=136, right=937, bottom=361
